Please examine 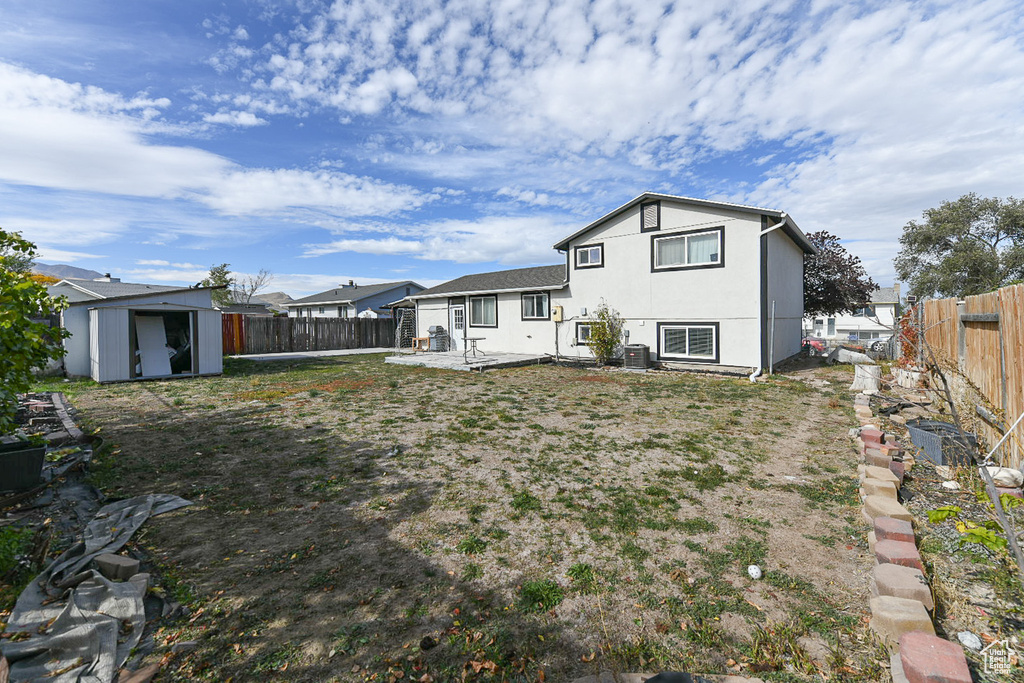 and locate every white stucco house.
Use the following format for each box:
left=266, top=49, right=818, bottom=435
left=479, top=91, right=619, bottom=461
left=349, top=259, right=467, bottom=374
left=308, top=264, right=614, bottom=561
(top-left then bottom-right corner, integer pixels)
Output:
left=804, top=285, right=901, bottom=350
left=283, top=281, right=424, bottom=319
left=47, top=277, right=223, bottom=382
left=408, top=193, right=817, bottom=370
